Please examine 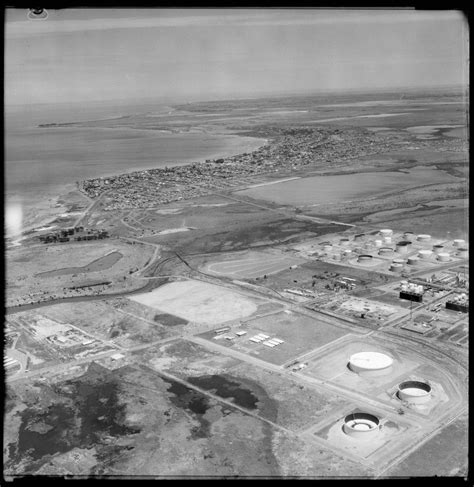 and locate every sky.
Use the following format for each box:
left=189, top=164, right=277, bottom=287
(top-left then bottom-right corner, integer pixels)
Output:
left=5, top=8, right=469, bottom=106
